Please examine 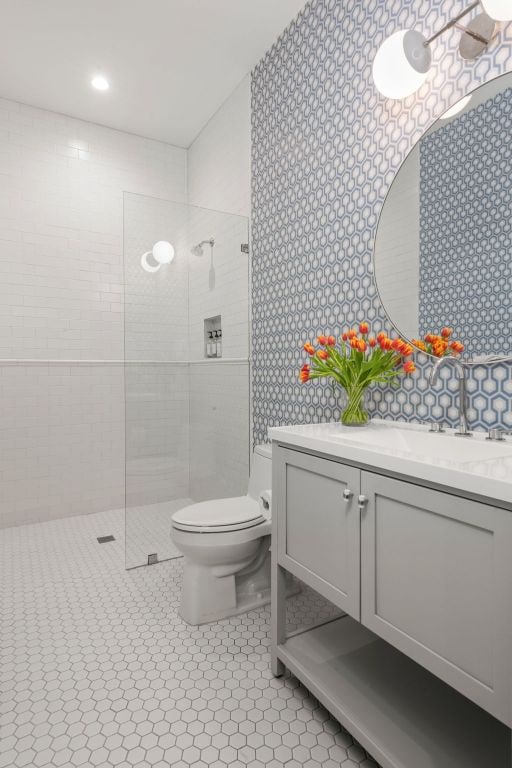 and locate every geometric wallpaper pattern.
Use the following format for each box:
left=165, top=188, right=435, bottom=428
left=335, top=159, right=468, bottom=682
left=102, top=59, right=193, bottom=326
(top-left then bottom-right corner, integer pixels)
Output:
left=251, top=0, right=512, bottom=442
left=420, top=86, right=512, bottom=358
